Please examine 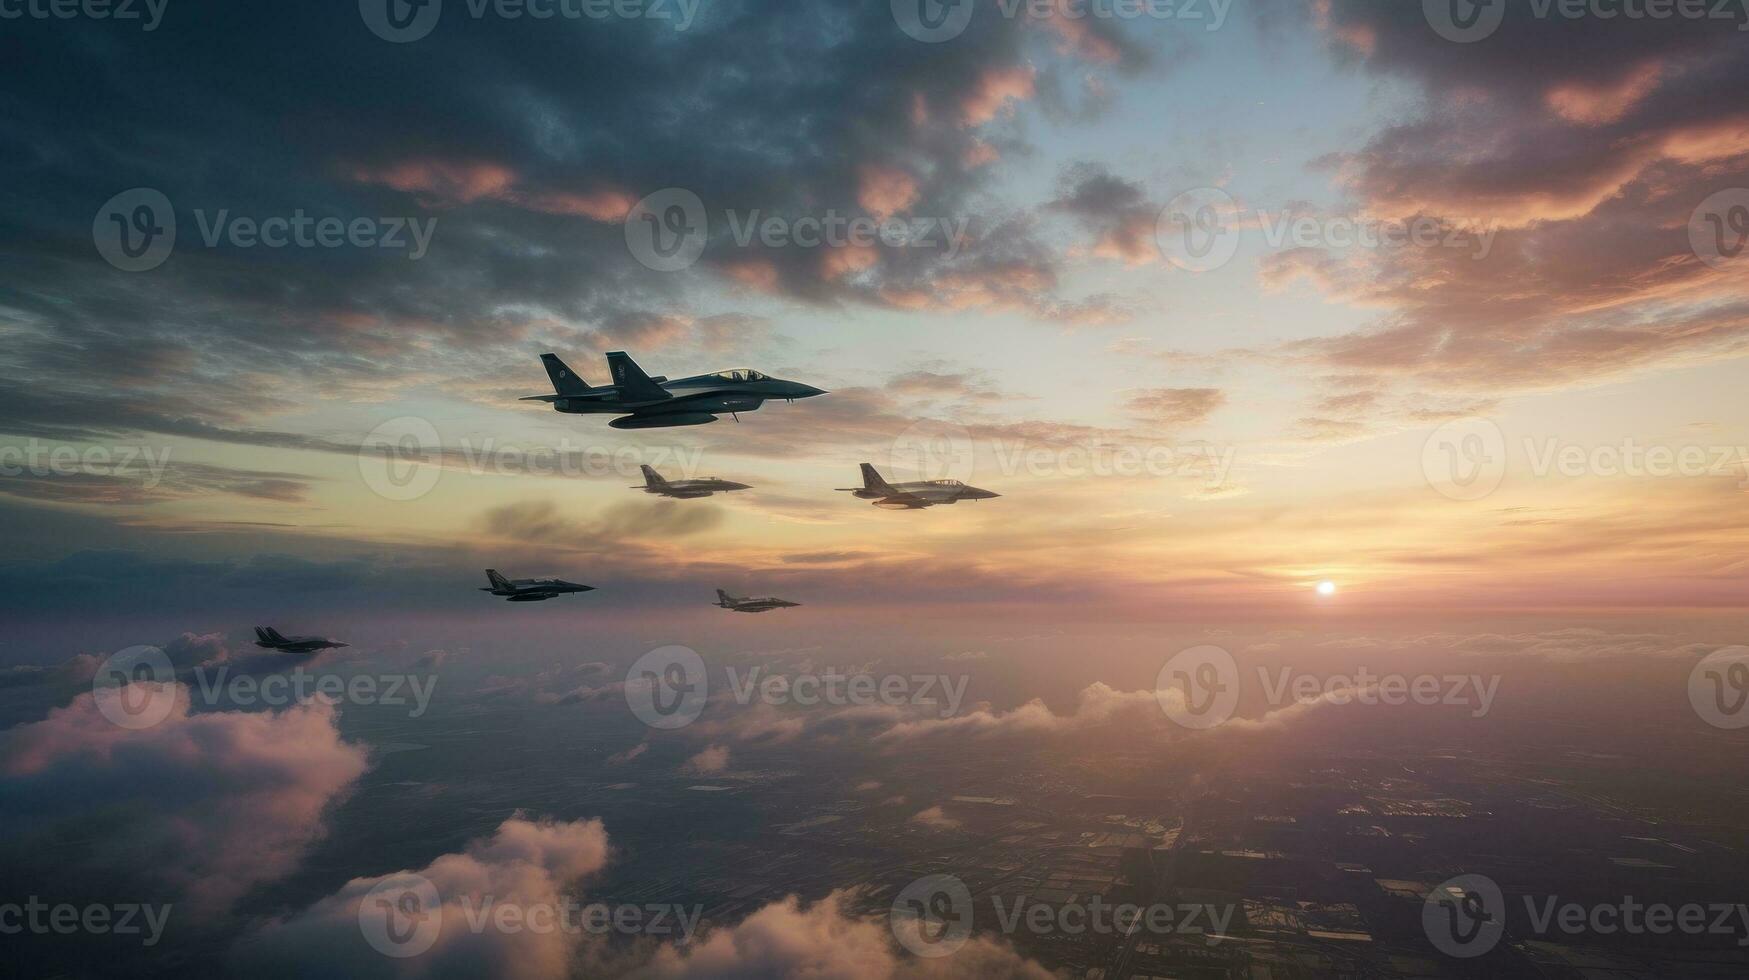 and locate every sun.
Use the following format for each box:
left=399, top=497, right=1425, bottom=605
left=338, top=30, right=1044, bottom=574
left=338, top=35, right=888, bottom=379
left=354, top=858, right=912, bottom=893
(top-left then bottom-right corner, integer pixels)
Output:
left=1316, top=581, right=1338, bottom=597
